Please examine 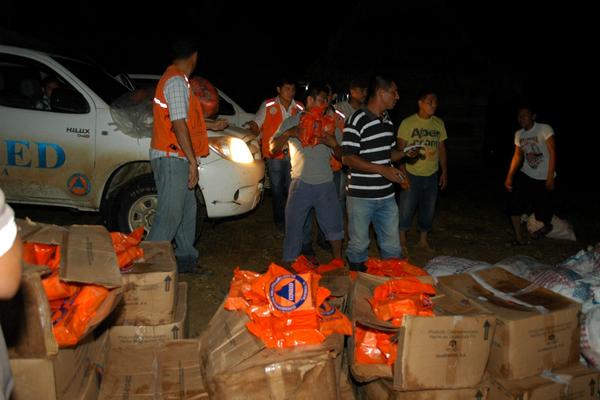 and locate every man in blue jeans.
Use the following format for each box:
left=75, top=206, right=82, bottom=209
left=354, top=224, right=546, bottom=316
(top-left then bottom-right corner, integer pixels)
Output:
left=147, top=36, right=228, bottom=273
left=342, top=76, right=415, bottom=271
left=397, top=89, right=448, bottom=254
